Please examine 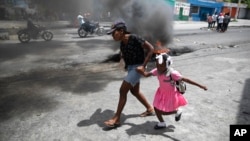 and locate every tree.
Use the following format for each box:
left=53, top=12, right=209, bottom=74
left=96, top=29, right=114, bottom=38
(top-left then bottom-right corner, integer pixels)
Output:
left=242, top=0, right=250, bottom=8
left=224, top=0, right=238, bottom=3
